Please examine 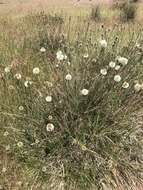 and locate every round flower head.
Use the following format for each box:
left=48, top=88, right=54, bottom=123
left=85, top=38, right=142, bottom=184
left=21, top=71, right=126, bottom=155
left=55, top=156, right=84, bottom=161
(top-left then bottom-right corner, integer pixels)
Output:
left=40, top=47, right=46, bottom=53
left=44, top=81, right=53, bottom=88
left=47, top=82, right=53, bottom=88
left=46, top=123, right=55, bottom=132
left=56, top=64, right=59, bottom=68
left=109, top=61, right=116, bottom=68
left=2, top=167, right=7, bottom=173
left=81, top=145, right=87, bottom=151
left=42, top=166, right=47, bottom=172
left=64, top=54, right=68, bottom=60
left=24, top=81, right=29, bottom=88
left=117, top=56, right=128, bottom=66
left=24, top=80, right=32, bottom=88
left=35, top=139, right=40, bottom=144
left=99, top=39, right=107, bottom=48
left=115, top=65, right=121, bottom=71
left=83, top=53, right=89, bottom=58
left=19, top=106, right=24, bottom=111
left=56, top=50, right=66, bottom=61
left=14, top=73, right=22, bottom=80
left=65, top=74, right=72, bottom=81
left=45, top=96, right=52, bottom=102
left=122, top=82, right=129, bottom=89
left=135, top=43, right=140, bottom=48
left=48, top=115, right=53, bottom=120
left=100, top=68, right=107, bottom=76
left=8, top=85, right=15, bottom=90
left=134, top=83, right=141, bottom=92
left=3, top=131, right=9, bottom=137
left=5, top=145, right=10, bottom=151
left=4, top=67, right=11, bottom=73
left=67, top=61, right=71, bottom=66
left=33, top=67, right=40, bottom=75
left=16, top=181, right=22, bottom=186
left=17, top=142, right=23, bottom=148
left=81, top=89, right=89, bottom=96
left=114, top=75, right=121, bottom=82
